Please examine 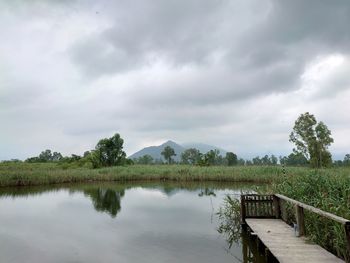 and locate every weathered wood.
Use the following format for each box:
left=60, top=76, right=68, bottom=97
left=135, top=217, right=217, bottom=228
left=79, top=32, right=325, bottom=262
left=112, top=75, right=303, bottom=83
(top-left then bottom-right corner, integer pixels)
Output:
left=275, top=194, right=350, bottom=225
left=242, top=194, right=276, bottom=218
left=246, top=219, right=344, bottom=263
left=265, top=247, right=274, bottom=262
left=345, top=222, right=350, bottom=263
left=295, top=205, right=305, bottom=237
left=273, top=195, right=281, bottom=219
left=241, top=195, right=246, bottom=223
